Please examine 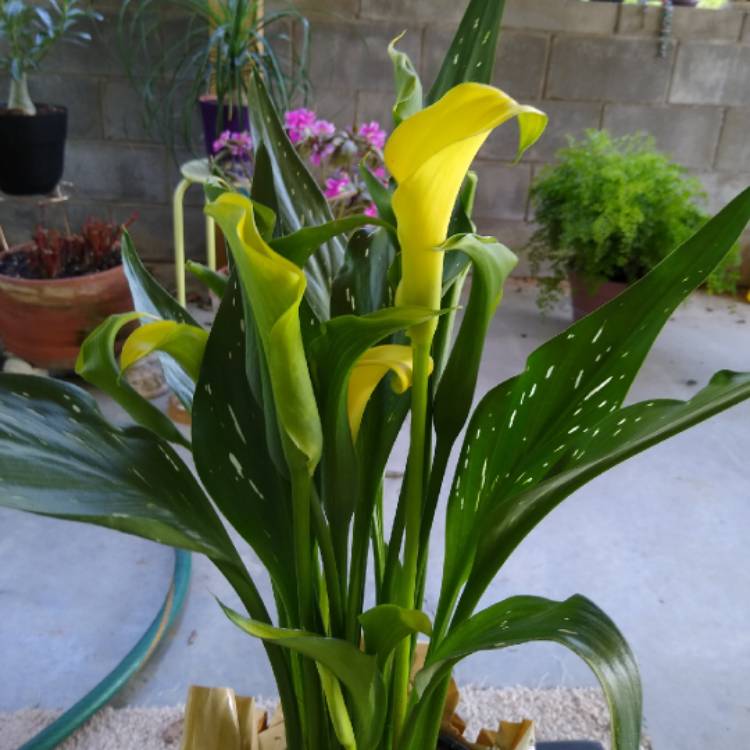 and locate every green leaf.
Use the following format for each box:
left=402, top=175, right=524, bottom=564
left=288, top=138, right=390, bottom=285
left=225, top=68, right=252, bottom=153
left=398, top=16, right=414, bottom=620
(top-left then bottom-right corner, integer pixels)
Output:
left=75, top=312, right=189, bottom=448
left=249, top=72, right=344, bottom=321
left=270, top=214, right=393, bottom=269
left=192, top=277, right=297, bottom=615
left=249, top=142, right=279, bottom=241
left=359, top=604, right=432, bottom=668
left=438, top=187, right=750, bottom=632
left=0, top=374, right=235, bottom=562
left=121, top=233, right=199, bottom=411
left=220, top=604, right=386, bottom=750
left=388, top=32, right=423, bottom=126
left=409, top=595, right=641, bottom=750
left=331, top=228, right=396, bottom=317
left=186, top=260, right=229, bottom=299
left=427, top=0, right=506, bottom=105
left=433, top=233, right=517, bottom=448
left=359, top=165, right=396, bottom=229
left=310, top=306, right=439, bottom=550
